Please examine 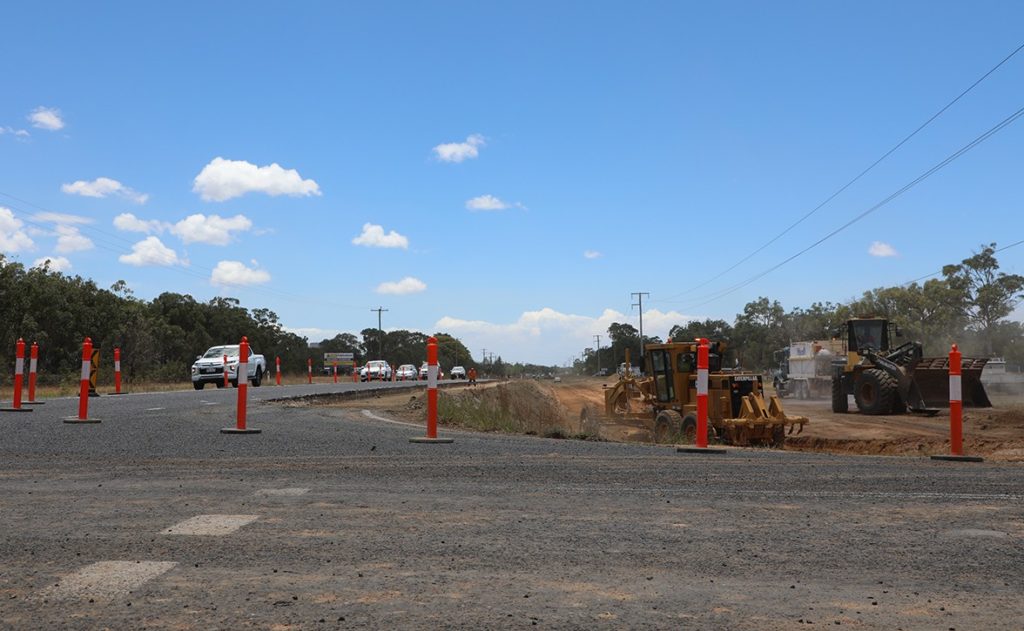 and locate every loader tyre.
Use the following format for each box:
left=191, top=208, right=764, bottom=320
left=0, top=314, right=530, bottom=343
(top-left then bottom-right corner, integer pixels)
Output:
left=654, top=410, right=682, bottom=444
left=680, top=413, right=713, bottom=445
left=831, top=378, right=848, bottom=413
left=853, top=368, right=897, bottom=415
